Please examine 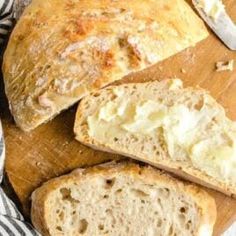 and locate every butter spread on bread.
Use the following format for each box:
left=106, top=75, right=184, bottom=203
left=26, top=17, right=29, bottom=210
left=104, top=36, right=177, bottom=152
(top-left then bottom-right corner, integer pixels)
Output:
left=74, top=79, right=236, bottom=197
left=31, top=161, right=216, bottom=236
left=2, top=0, right=208, bottom=131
